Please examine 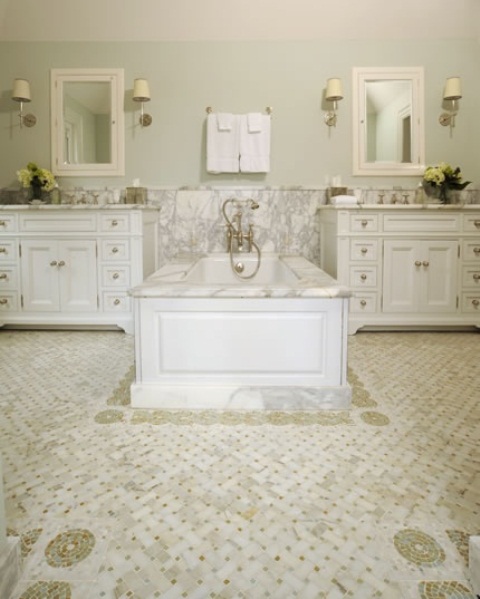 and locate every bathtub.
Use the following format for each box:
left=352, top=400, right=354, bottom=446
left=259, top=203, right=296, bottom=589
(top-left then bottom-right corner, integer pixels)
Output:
left=130, top=253, right=352, bottom=410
